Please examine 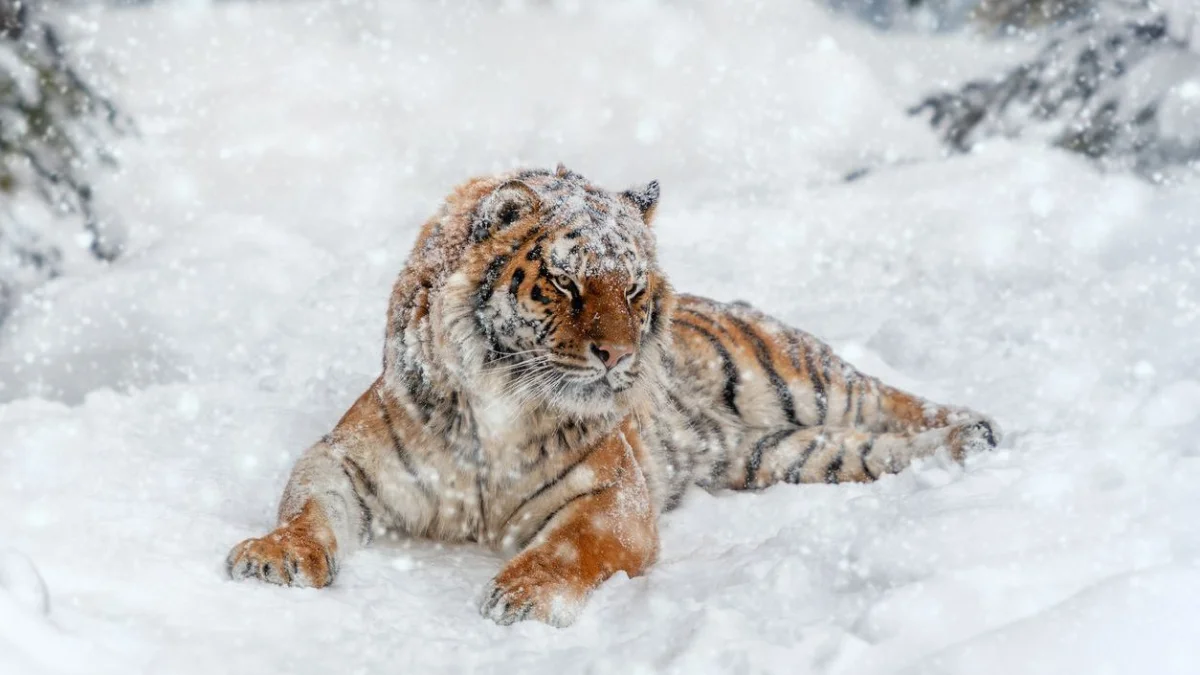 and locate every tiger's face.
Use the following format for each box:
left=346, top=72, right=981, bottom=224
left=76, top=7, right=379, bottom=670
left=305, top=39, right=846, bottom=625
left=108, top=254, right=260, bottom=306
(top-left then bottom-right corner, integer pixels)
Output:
left=466, top=169, right=670, bottom=418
